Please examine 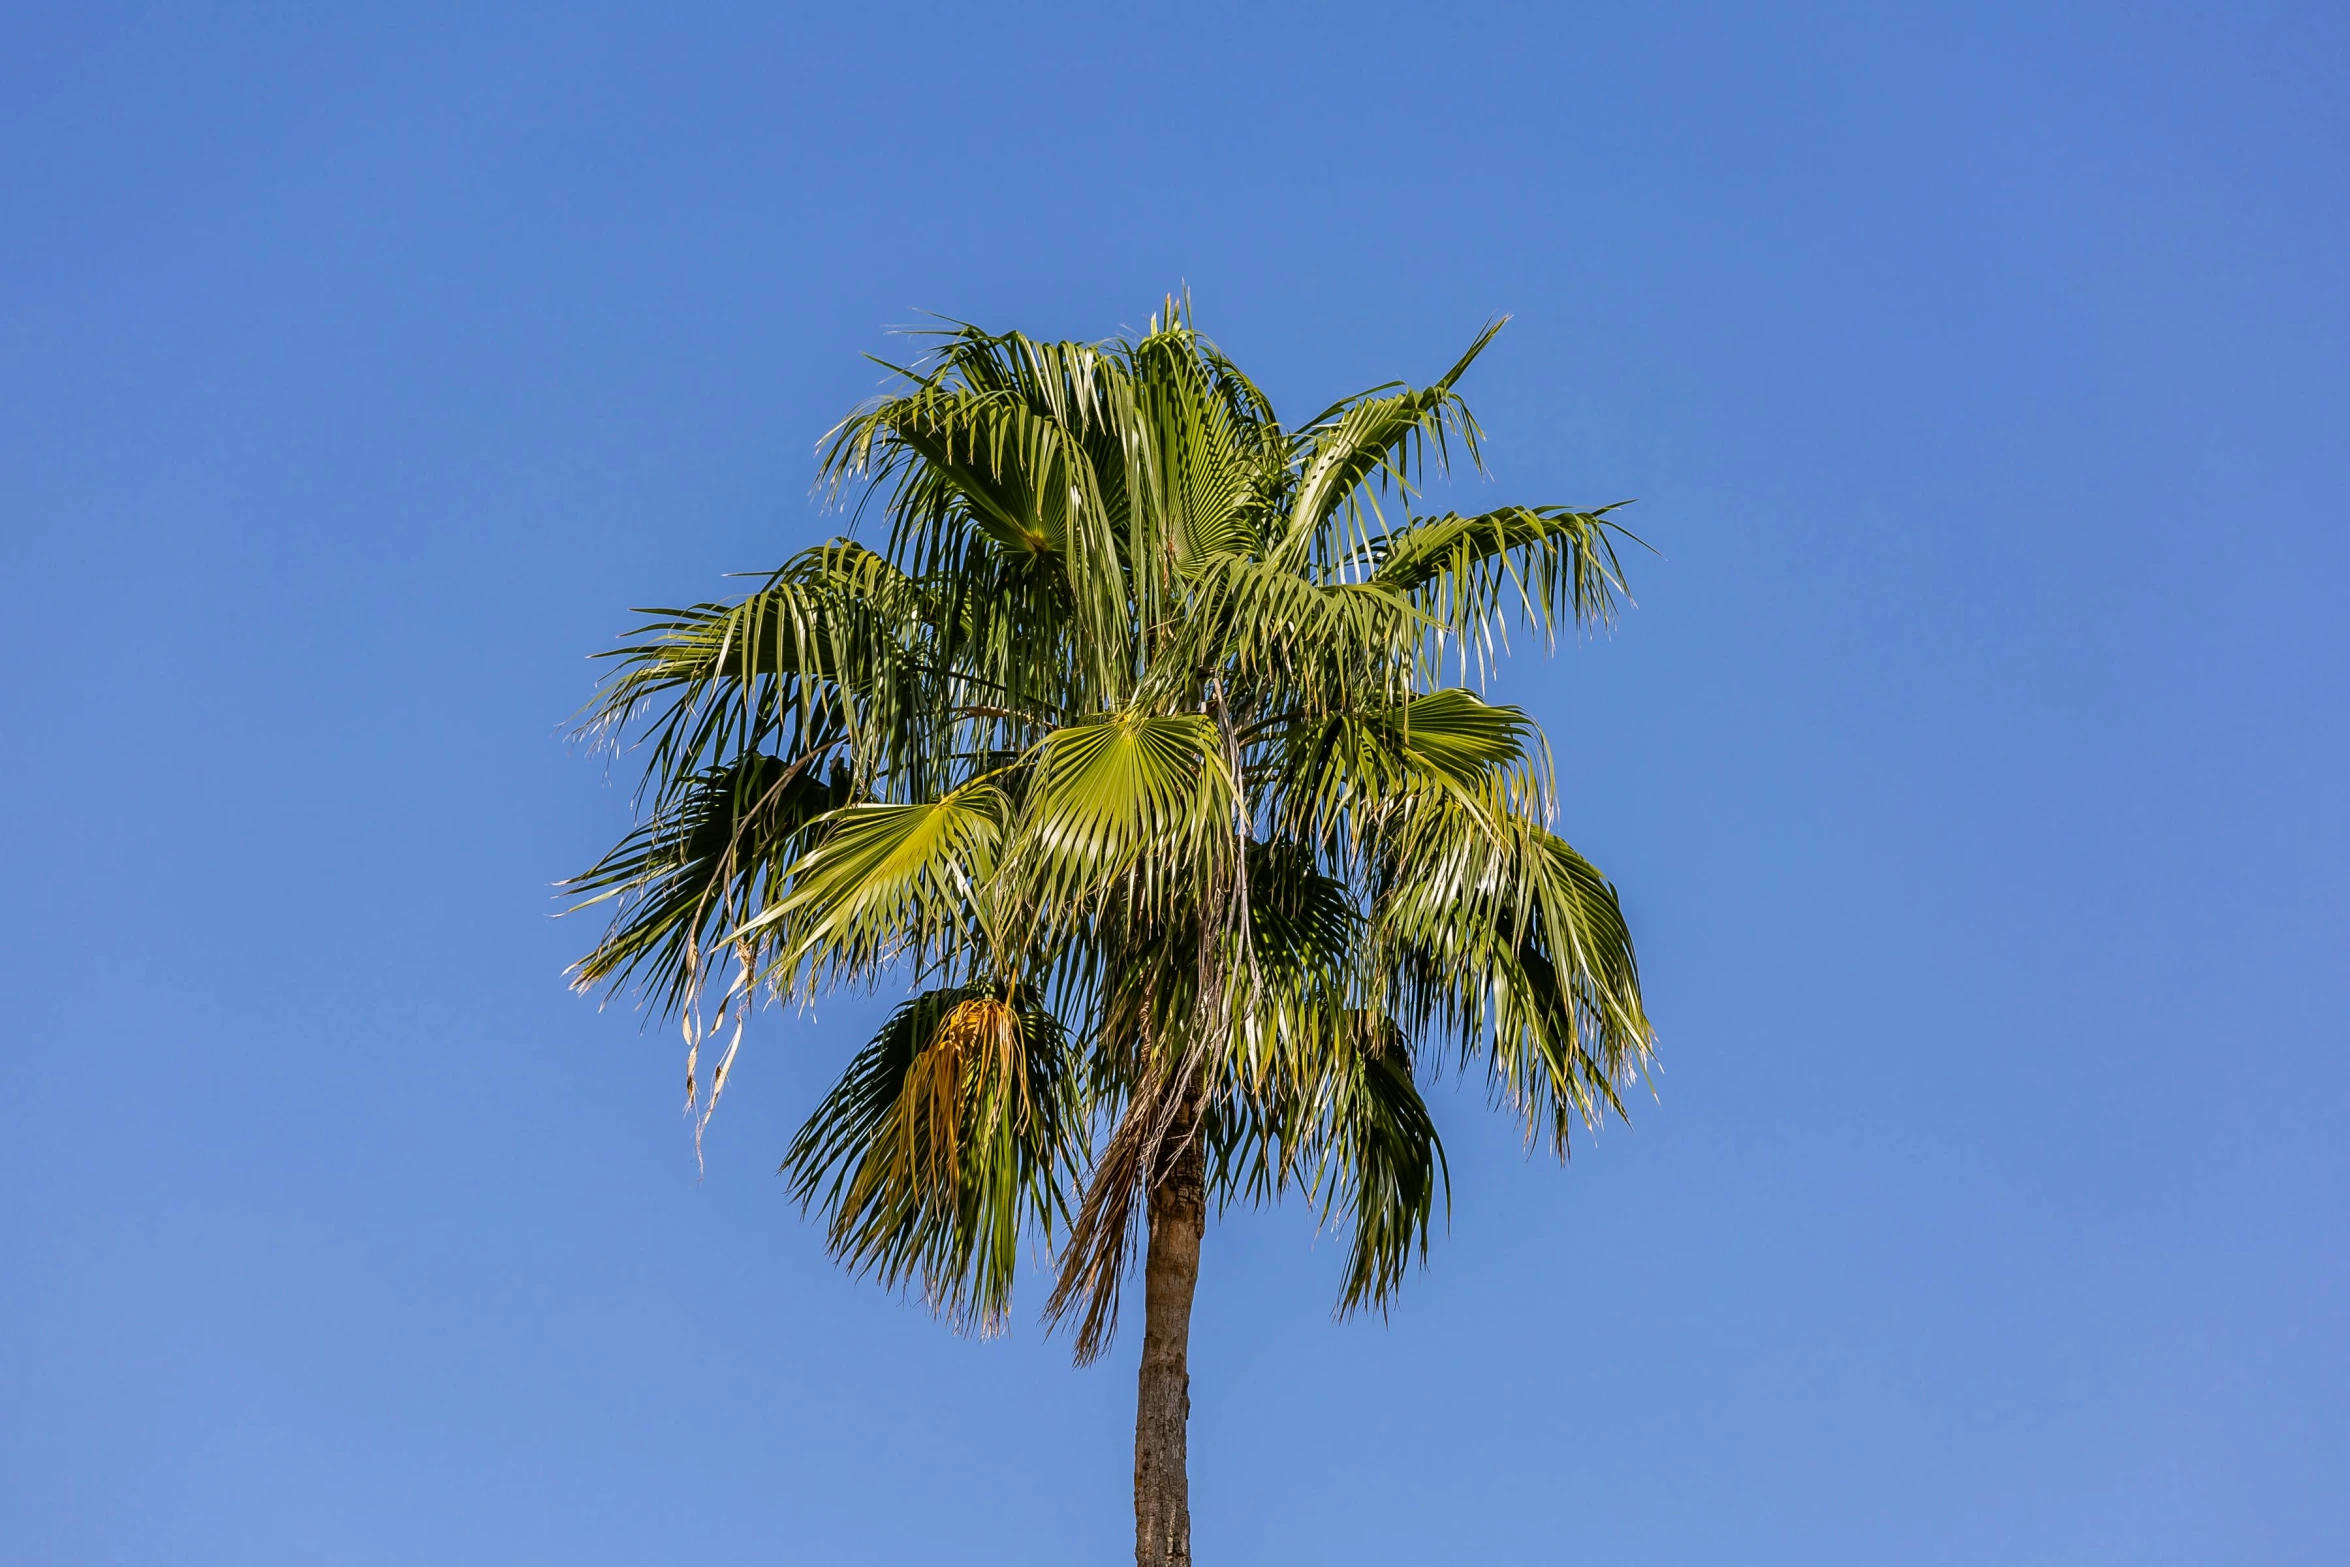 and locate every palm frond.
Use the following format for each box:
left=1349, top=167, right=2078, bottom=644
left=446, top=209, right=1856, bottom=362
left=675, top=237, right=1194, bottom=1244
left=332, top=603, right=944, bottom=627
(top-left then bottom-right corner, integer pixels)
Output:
left=784, top=985, right=1083, bottom=1334
left=1377, top=791, right=1653, bottom=1156
left=1271, top=318, right=1505, bottom=572
left=581, top=541, right=926, bottom=807
left=1276, top=687, right=1545, bottom=850
left=743, top=784, right=1010, bottom=995
left=1322, top=1024, right=1447, bottom=1315
left=565, top=750, right=849, bottom=1009
left=1005, top=710, right=1237, bottom=927
left=1374, top=503, right=1643, bottom=678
